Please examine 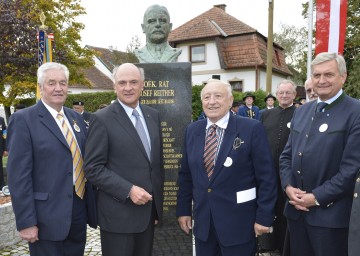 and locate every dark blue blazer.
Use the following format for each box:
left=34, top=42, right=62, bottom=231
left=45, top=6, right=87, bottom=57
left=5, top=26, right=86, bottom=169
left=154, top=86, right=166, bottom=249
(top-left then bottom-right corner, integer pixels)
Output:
left=177, top=114, right=277, bottom=246
left=280, top=93, right=360, bottom=228
left=7, top=101, right=97, bottom=241
left=237, top=105, right=260, bottom=120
